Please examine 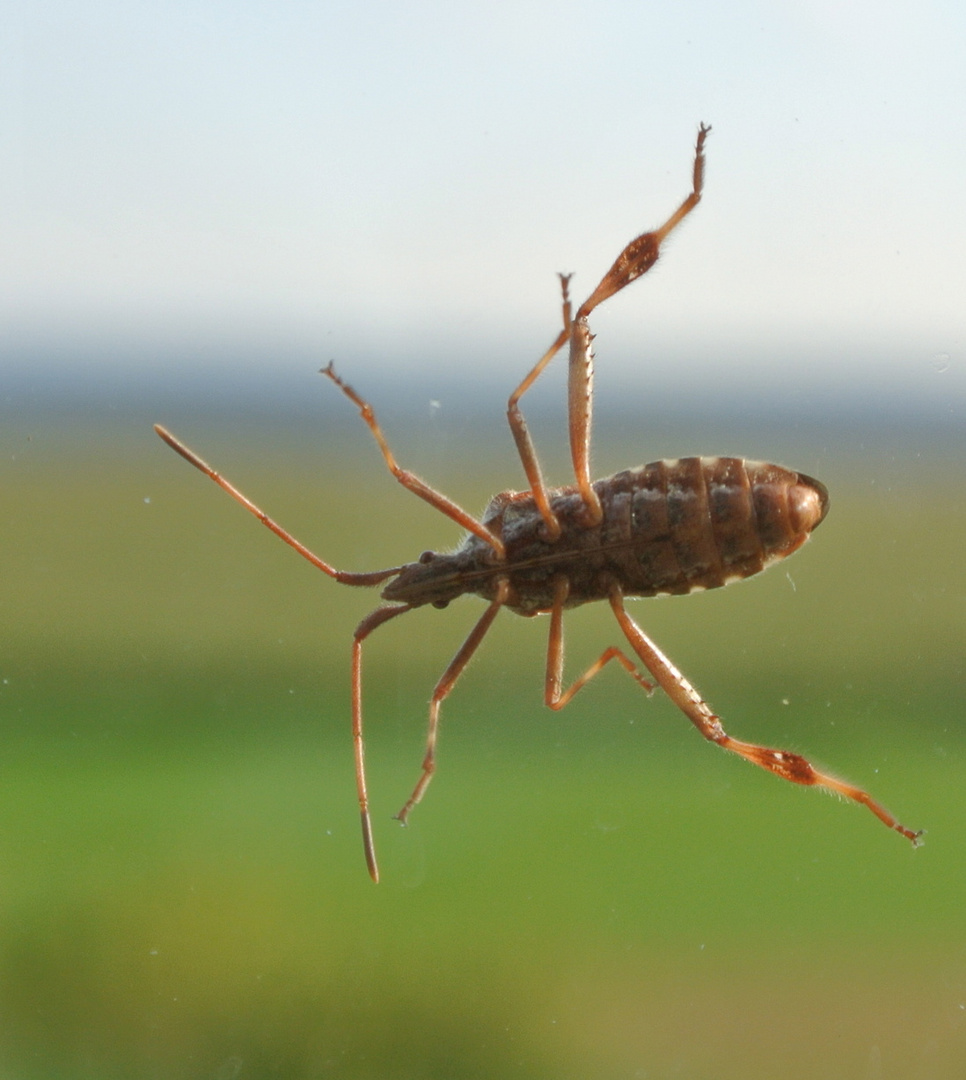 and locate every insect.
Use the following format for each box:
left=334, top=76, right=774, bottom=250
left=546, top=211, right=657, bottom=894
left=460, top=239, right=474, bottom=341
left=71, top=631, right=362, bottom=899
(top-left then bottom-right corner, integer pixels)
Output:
left=156, top=124, right=921, bottom=880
